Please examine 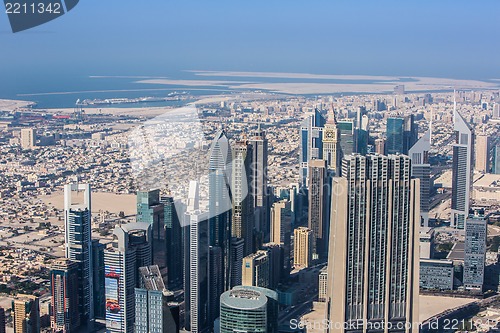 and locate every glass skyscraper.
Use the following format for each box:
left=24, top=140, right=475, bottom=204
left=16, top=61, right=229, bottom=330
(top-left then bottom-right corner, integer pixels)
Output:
left=300, top=109, right=326, bottom=187
left=64, top=183, right=94, bottom=328
left=409, top=127, right=432, bottom=227
left=451, top=106, right=474, bottom=229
